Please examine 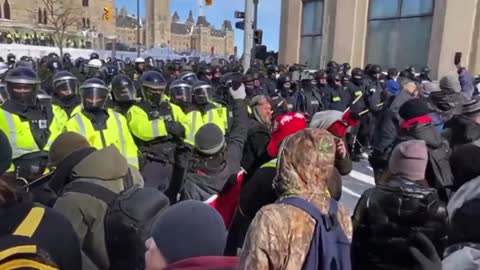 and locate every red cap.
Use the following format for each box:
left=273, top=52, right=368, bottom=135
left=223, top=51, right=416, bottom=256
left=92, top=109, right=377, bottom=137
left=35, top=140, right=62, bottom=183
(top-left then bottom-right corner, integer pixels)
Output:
left=267, top=112, right=307, bottom=157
